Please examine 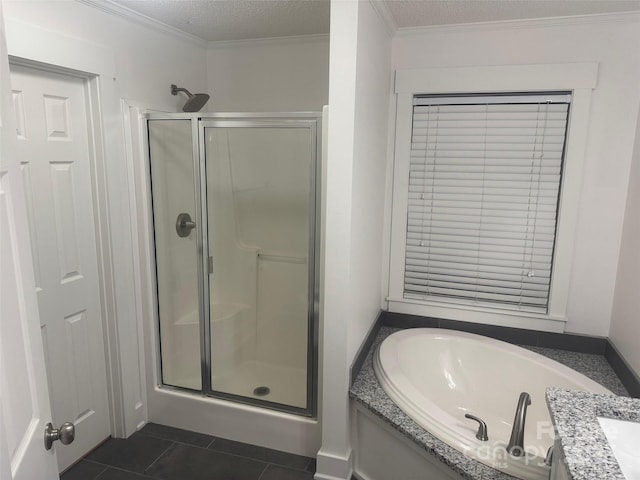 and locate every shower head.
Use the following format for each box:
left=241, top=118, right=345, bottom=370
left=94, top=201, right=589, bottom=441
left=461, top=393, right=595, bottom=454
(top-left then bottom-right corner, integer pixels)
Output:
left=170, top=84, right=210, bottom=112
